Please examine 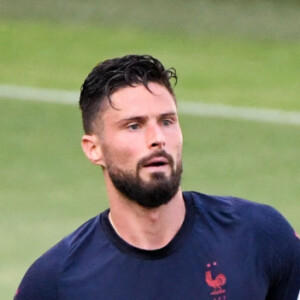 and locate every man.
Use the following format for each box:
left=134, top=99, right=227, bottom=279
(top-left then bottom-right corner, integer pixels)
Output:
left=15, top=55, right=300, bottom=299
